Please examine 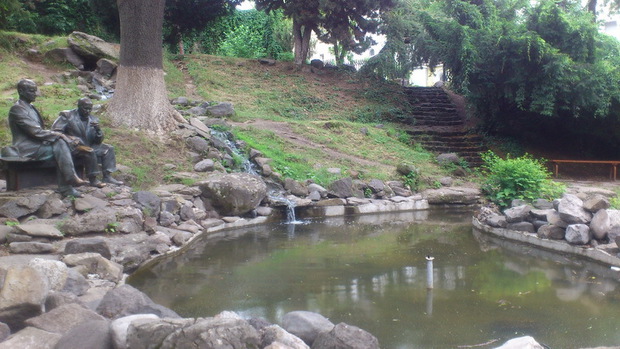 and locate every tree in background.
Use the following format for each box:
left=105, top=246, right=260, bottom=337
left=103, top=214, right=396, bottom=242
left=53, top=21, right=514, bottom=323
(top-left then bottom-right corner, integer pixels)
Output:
left=366, top=0, right=620, bottom=156
left=0, top=0, right=119, bottom=40
left=108, top=0, right=183, bottom=134
left=256, top=0, right=393, bottom=65
left=213, top=9, right=293, bottom=59
left=163, top=0, right=241, bottom=55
